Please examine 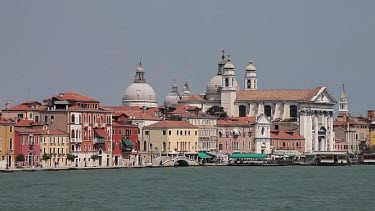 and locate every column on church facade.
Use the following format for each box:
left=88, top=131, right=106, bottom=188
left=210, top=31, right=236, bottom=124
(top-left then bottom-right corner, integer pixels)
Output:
left=282, top=103, right=290, bottom=119
left=274, top=103, right=283, bottom=120
left=329, top=114, right=334, bottom=151
left=314, top=115, right=319, bottom=152
left=257, top=103, right=264, bottom=116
